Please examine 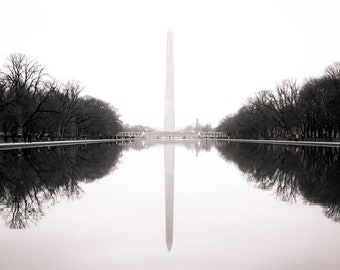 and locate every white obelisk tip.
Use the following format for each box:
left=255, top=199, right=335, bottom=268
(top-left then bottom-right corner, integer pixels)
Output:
left=167, top=25, right=173, bottom=32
